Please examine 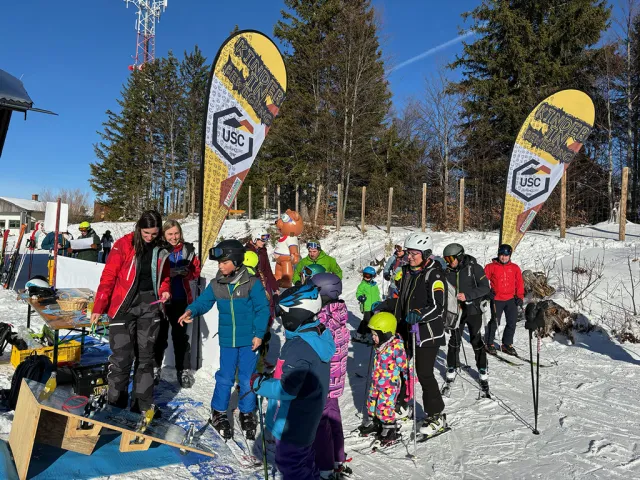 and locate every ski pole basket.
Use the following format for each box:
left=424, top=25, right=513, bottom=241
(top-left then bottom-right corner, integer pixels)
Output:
left=56, top=292, right=88, bottom=312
